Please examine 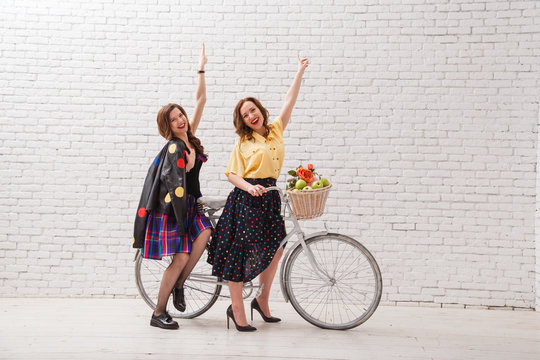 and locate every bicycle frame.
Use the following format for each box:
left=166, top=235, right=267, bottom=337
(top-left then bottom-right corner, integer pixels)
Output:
left=134, top=186, right=334, bottom=300
left=203, top=186, right=333, bottom=300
